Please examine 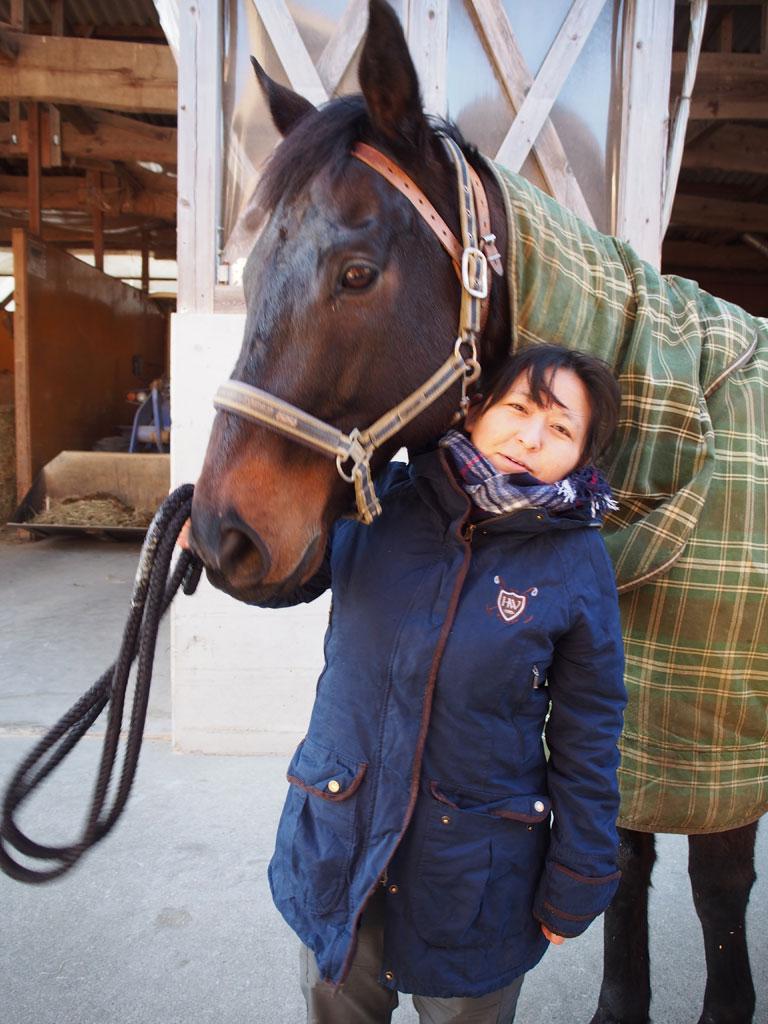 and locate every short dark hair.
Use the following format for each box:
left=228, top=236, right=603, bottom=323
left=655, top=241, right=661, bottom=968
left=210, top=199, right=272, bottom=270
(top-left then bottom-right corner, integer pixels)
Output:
left=480, top=344, right=621, bottom=467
